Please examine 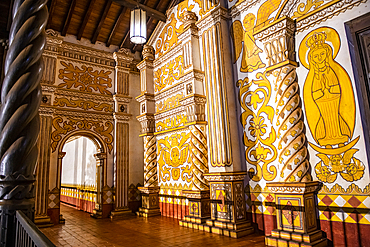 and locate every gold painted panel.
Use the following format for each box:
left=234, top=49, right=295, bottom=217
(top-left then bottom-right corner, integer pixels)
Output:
left=157, top=132, right=192, bottom=184
left=58, top=61, right=112, bottom=95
